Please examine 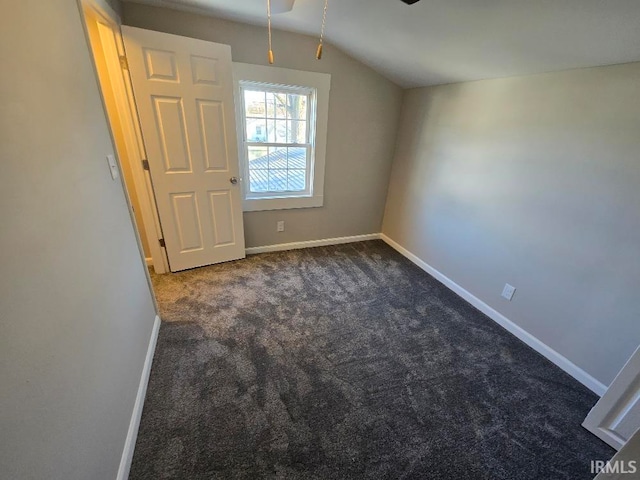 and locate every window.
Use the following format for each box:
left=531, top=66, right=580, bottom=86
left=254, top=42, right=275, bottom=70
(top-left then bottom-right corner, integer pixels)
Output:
left=241, top=84, right=313, bottom=196
left=234, top=63, right=330, bottom=212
